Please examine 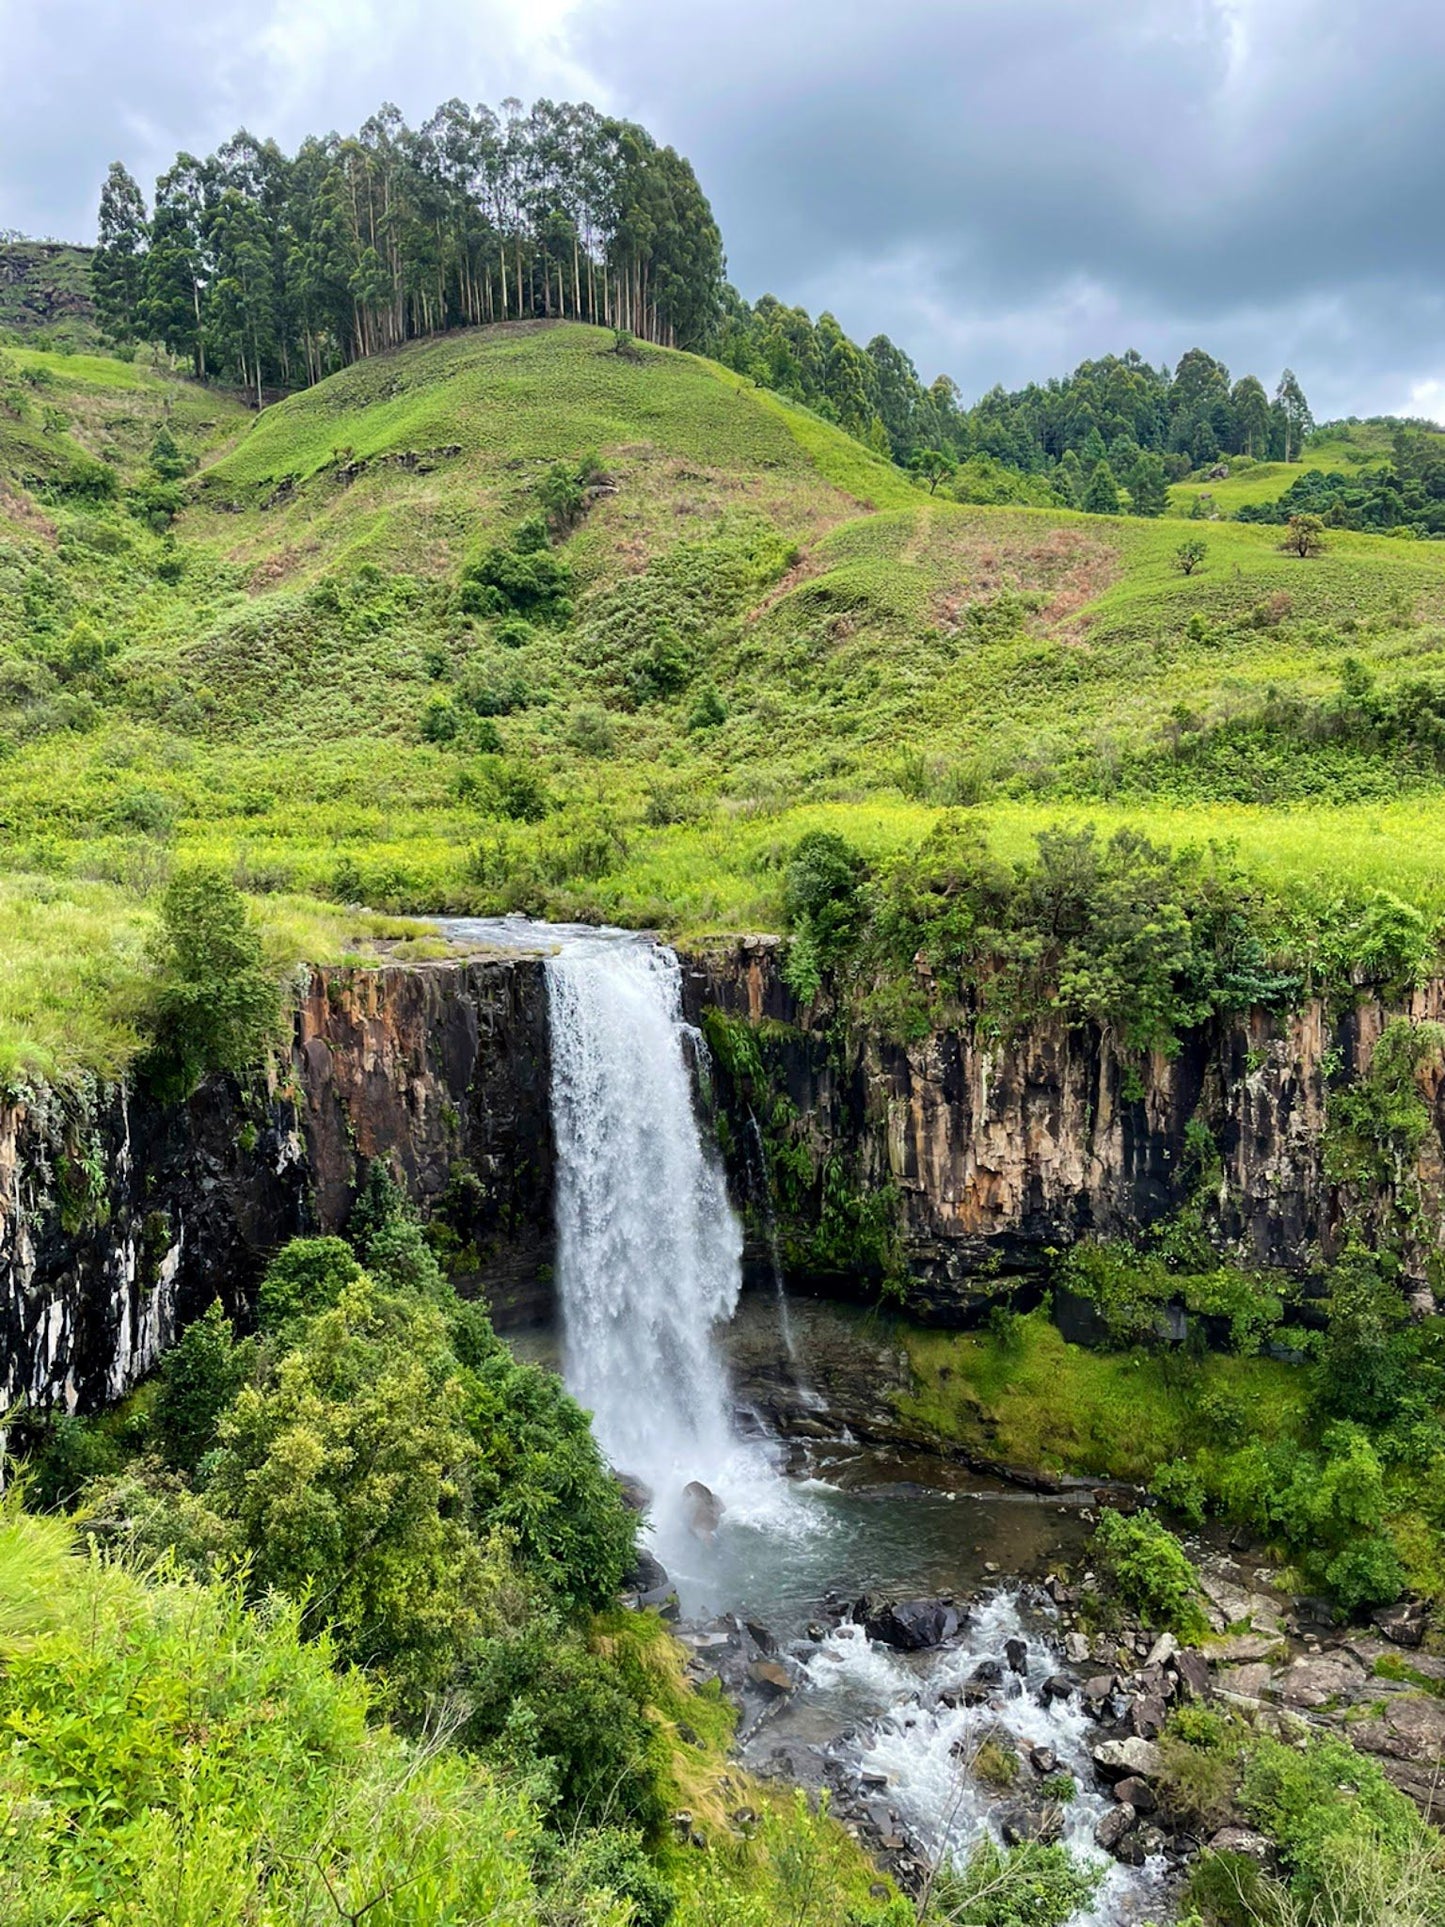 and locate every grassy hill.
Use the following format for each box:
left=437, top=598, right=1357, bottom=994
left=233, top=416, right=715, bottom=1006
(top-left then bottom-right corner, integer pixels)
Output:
left=6, top=320, right=1445, bottom=1078
left=0, top=240, right=98, bottom=351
